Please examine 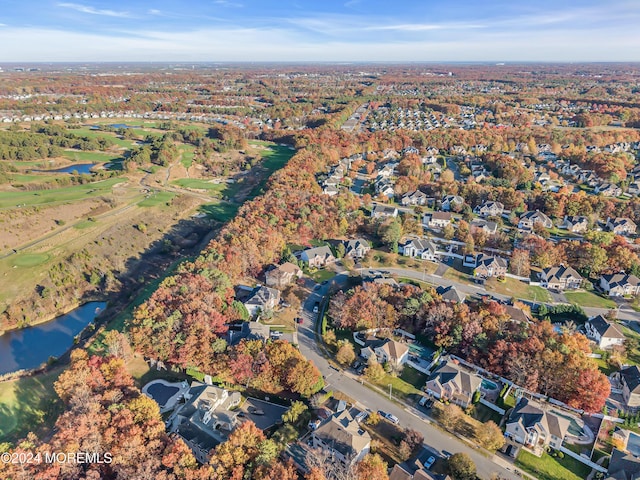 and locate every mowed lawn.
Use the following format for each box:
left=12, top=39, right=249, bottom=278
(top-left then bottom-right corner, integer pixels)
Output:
left=138, top=191, right=176, bottom=207
left=0, top=178, right=126, bottom=209
left=62, top=150, right=124, bottom=162
left=68, top=128, right=135, bottom=148
left=485, top=276, right=552, bottom=303
left=564, top=291, right=617, bottom=308
left=516, top=450, right=590, bottom=480
left=0, top=368, right=64, bottom=443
